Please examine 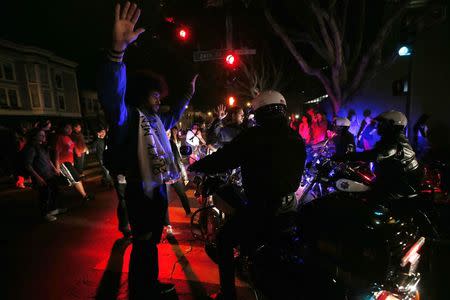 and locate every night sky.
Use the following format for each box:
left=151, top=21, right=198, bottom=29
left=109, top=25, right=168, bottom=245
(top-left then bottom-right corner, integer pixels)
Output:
left=1, top=0, right=328, bottom=111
